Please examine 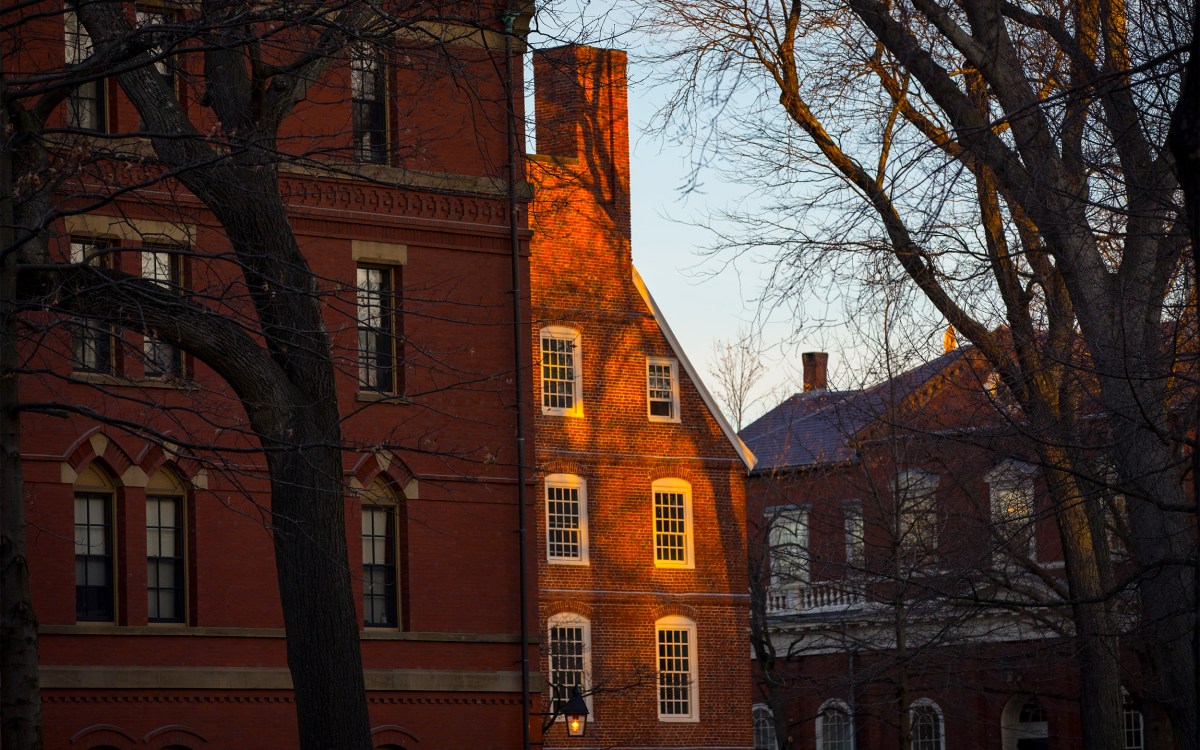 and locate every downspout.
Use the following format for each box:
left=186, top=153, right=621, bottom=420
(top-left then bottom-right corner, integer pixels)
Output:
left=501, top=8, right=533, bottom=750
